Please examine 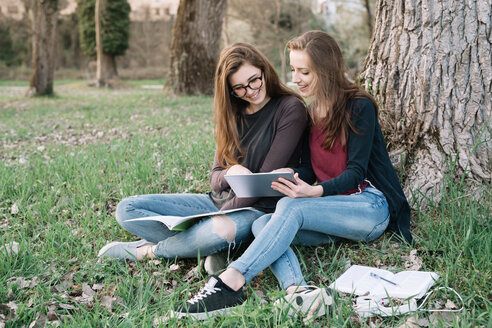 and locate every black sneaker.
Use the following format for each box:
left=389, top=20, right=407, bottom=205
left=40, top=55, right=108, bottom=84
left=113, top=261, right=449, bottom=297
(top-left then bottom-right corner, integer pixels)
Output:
left=171, top=276, right=246, bottom=320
